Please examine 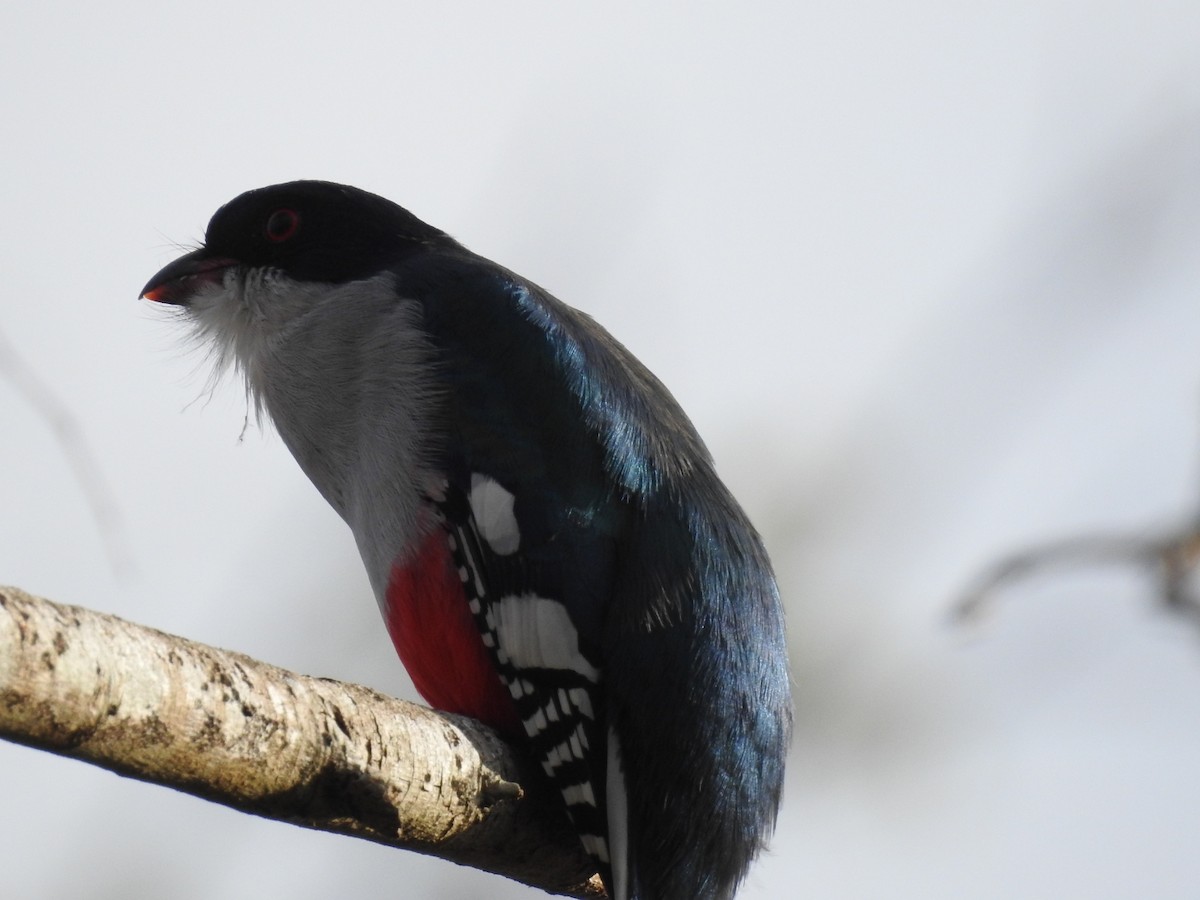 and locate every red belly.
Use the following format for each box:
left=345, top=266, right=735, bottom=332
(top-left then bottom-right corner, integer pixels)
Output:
left=384, top=529, right=521, bottom=737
